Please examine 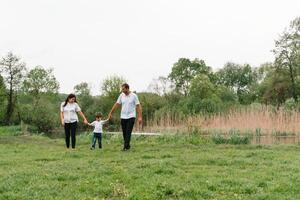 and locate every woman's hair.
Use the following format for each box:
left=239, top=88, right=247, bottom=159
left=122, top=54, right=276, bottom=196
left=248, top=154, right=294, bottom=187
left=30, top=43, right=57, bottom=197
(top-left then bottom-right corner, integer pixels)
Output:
left=63, top=94, right=77, bottom=107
